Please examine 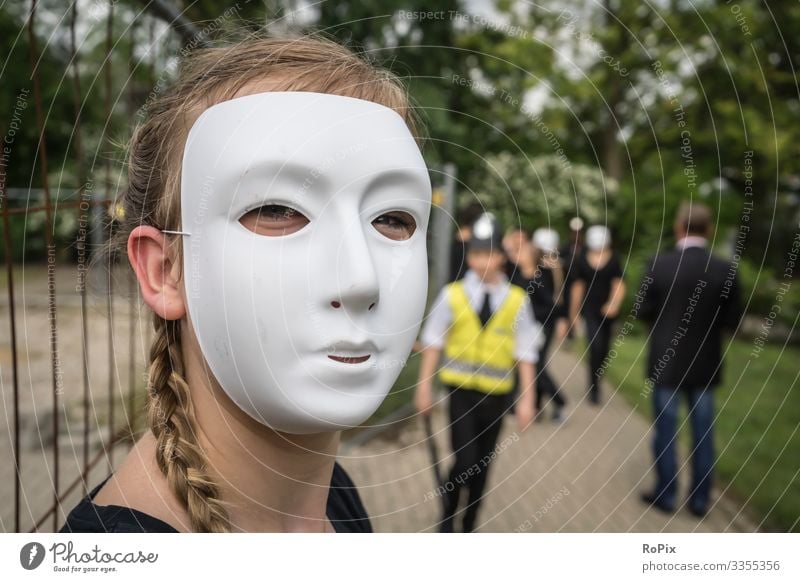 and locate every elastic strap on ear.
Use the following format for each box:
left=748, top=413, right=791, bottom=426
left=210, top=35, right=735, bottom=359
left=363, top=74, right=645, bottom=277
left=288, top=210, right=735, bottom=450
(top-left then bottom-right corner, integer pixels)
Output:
left=161, top=229, right=191, bottom=236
